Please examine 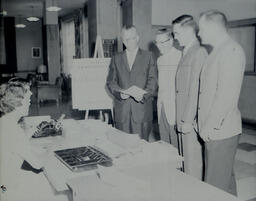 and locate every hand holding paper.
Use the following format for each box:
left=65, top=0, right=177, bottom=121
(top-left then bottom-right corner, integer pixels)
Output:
left=177, top=122, right=193, bottom=134
left=134, top=93, right=144, bottom=102
left=120, top=93, right=129, bottom=100
left=120, top=86, right=147, bottom=102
